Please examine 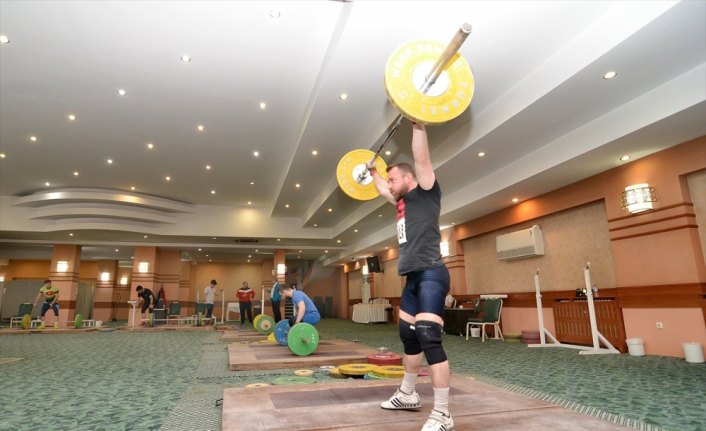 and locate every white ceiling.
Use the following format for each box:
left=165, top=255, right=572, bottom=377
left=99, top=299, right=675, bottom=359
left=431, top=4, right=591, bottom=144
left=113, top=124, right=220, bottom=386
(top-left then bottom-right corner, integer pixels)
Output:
left=1, top=1, right=704, bottom=266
